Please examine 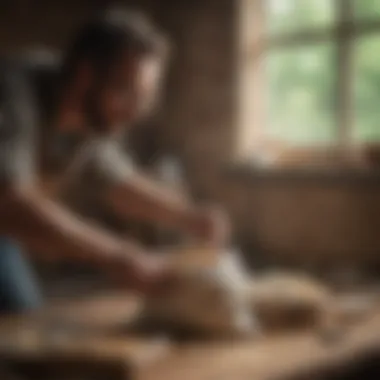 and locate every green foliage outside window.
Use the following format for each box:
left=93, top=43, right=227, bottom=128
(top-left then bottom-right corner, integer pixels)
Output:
left=264, top=0, right=380, bottom=144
